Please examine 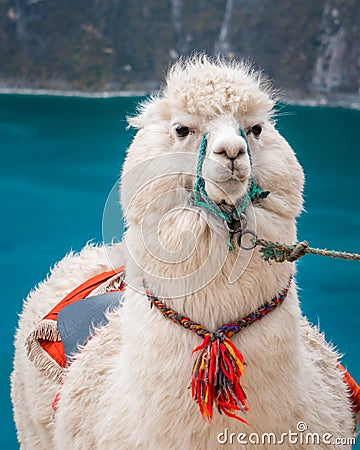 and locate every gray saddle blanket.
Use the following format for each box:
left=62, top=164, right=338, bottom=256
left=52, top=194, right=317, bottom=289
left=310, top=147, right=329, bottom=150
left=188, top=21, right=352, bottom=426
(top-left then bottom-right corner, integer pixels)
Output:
left=57, top=291, right=124, bottom=363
